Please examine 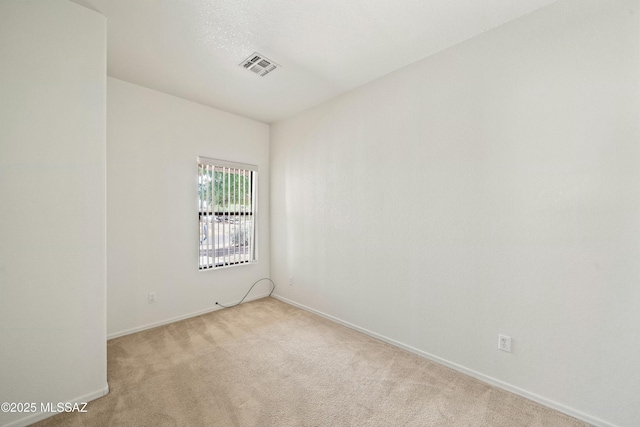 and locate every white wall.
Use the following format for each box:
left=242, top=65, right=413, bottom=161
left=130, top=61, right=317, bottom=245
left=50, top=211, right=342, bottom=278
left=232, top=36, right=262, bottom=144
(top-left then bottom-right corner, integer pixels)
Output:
left=107, top=78, right=270, bottom=337
left=0, top=1, right=107, bottom=426
left=270, top=1, right=640, bottom=426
